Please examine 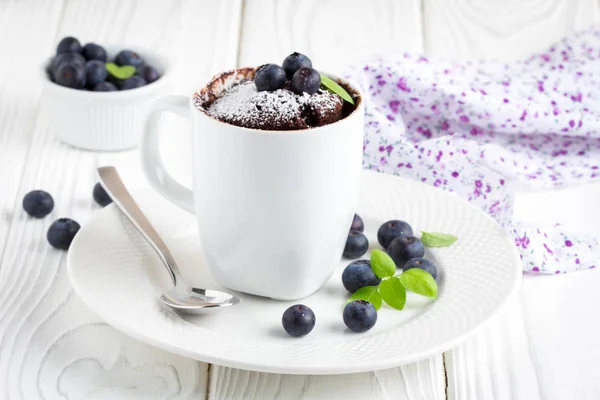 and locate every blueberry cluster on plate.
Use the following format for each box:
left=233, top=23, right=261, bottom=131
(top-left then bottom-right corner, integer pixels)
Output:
left=21, top=183, right=113, bottom=250
left=282, top=214, right=456, bottom=337
left=46, top=36, right=160, bottom=91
